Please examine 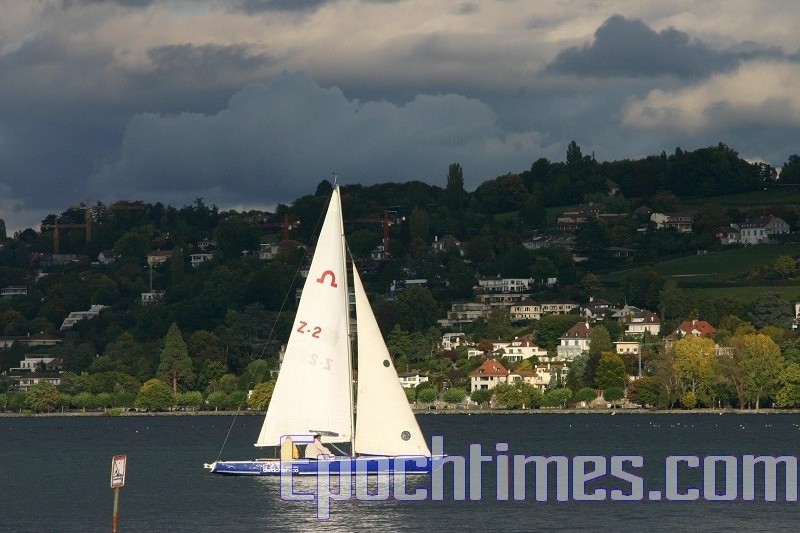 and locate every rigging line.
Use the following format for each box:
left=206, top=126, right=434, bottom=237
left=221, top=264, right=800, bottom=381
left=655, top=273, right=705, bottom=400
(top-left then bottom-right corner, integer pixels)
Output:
left=257, top=190, right=331, bottom=360
left=216, top=187, right=333, bottom=458
left=215, top=404, right=241, bottom=462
